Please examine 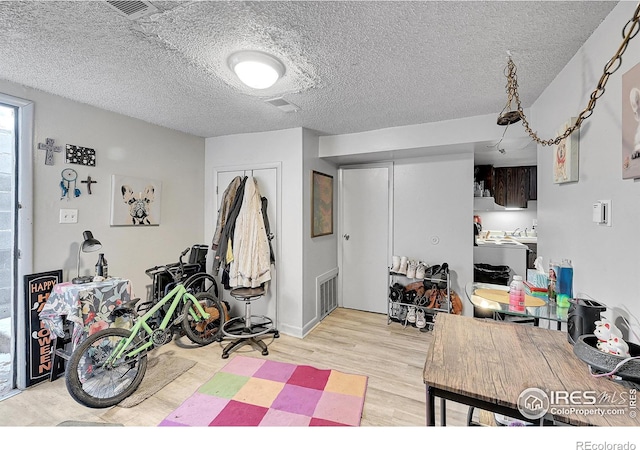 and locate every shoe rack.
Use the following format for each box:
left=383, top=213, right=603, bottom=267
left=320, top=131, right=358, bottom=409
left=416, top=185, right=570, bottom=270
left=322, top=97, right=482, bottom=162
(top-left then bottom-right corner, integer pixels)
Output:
left=387, top=261, right=452, bottom=332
